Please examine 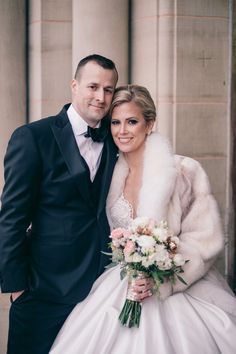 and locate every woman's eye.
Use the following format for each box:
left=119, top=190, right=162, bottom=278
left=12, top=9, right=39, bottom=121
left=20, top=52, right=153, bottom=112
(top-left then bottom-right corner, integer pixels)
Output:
left=111, top=120, right=120, bottom=125
left=128, top=119, right=138, bottom=125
